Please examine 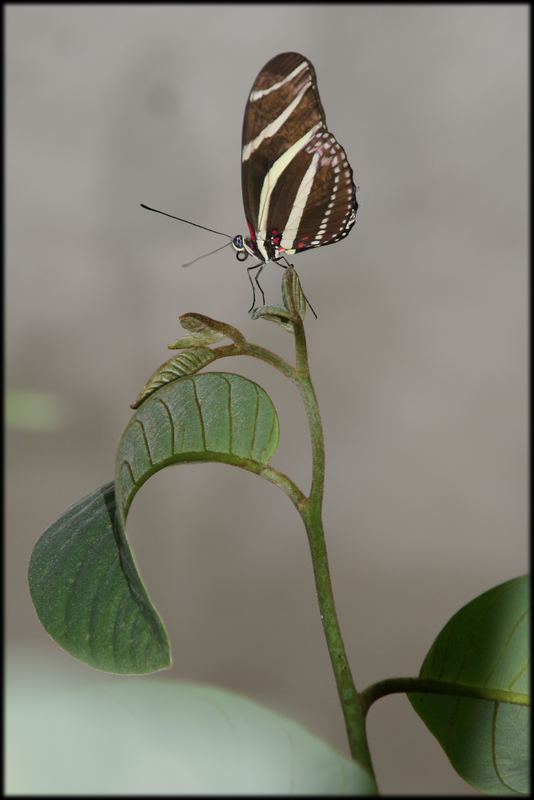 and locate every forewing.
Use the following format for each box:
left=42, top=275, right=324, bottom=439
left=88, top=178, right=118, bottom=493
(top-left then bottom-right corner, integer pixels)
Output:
left=241, top=53, right=326, bottom=235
